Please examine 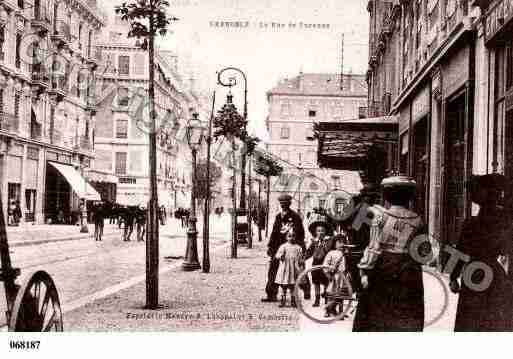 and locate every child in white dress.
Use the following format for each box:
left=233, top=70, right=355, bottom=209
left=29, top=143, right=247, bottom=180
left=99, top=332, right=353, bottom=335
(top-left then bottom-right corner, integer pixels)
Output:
left=275, top=229, right=304, bottom=307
